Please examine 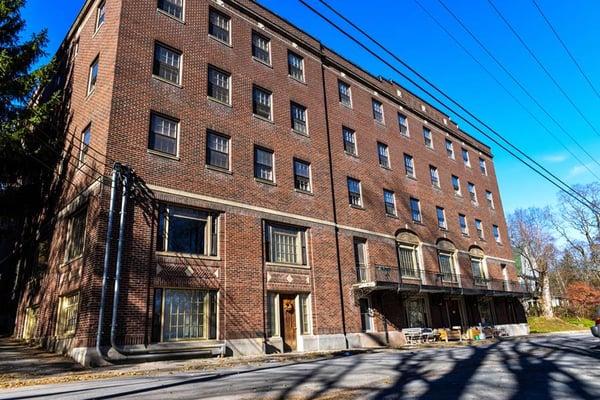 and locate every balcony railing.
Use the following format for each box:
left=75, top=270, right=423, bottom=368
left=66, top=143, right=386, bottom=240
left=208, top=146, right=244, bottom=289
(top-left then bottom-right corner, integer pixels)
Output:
left=357, top=265, right=396, bottom=284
